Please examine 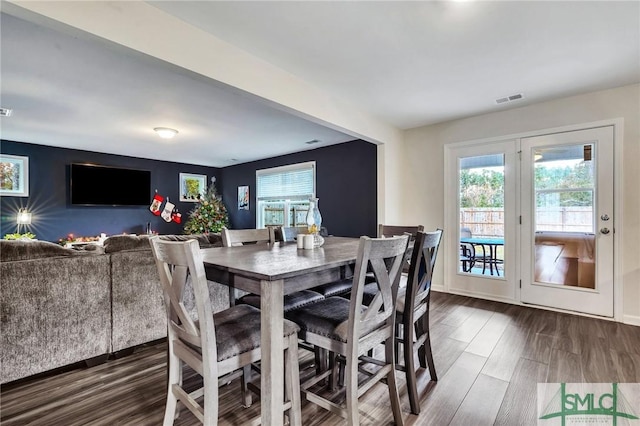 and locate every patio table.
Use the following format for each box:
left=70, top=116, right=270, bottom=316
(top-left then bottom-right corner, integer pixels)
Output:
left=460, top=237, right=505, bottom=276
